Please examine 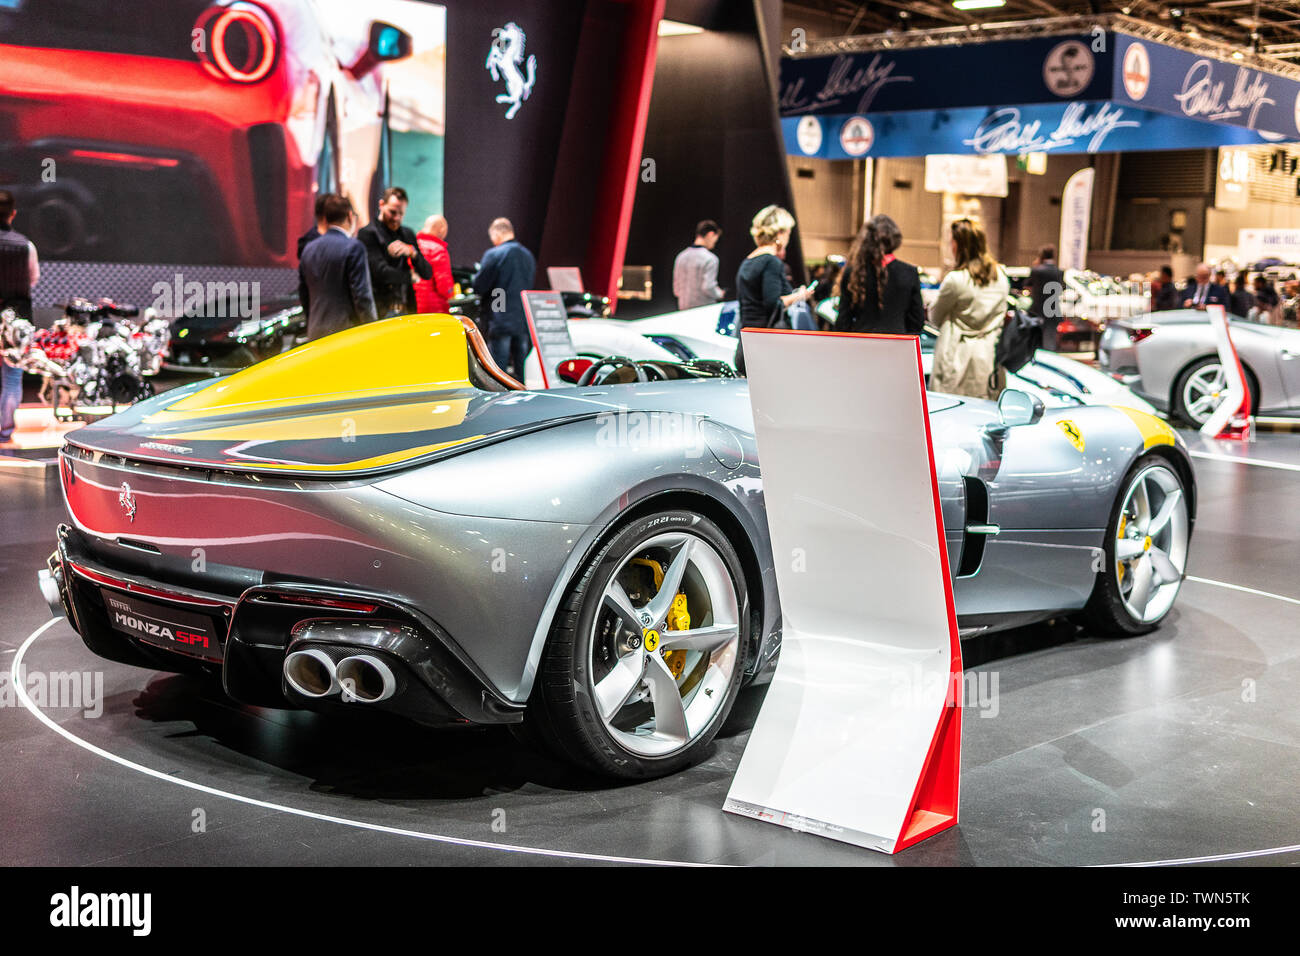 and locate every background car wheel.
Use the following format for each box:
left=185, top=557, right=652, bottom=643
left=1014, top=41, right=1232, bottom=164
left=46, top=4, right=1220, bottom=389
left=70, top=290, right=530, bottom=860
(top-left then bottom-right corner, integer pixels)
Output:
left=1172, top=356, right=1258, bottom=427
left=527, top=510, right=749, bottom=778
left=1081, top=454, right=1190, bottom=636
